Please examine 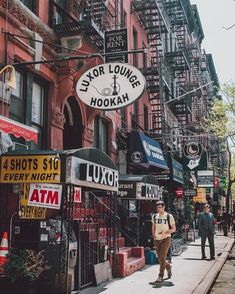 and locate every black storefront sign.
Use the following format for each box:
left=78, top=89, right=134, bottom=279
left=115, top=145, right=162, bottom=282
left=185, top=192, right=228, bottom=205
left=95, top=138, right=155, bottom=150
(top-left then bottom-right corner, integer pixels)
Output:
left=118, top=175, right=161, bottom=200
left=118, top=182, right=136, bottom=199
left=104, top=28, right=128, bottom=63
